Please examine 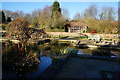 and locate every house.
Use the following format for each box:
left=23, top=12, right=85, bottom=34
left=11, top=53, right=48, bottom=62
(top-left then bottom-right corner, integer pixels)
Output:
left=67, top=22, right=88, bottom=33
